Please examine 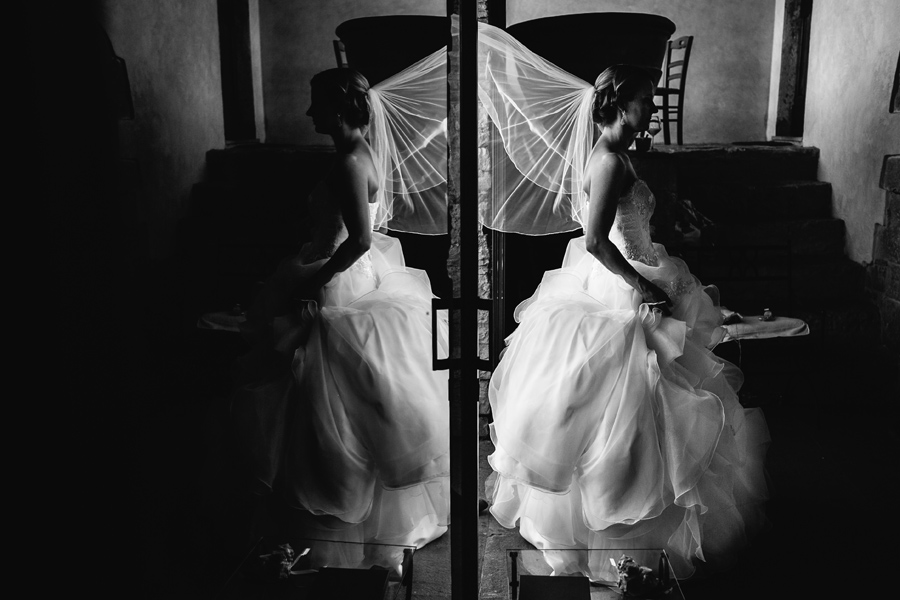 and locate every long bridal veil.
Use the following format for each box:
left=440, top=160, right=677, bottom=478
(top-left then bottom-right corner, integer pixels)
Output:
left=368, top=46, right=448, bottom=235
left=367, top=19, right=600, bottom=237
left=476, top=21, right=595, bottom=234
